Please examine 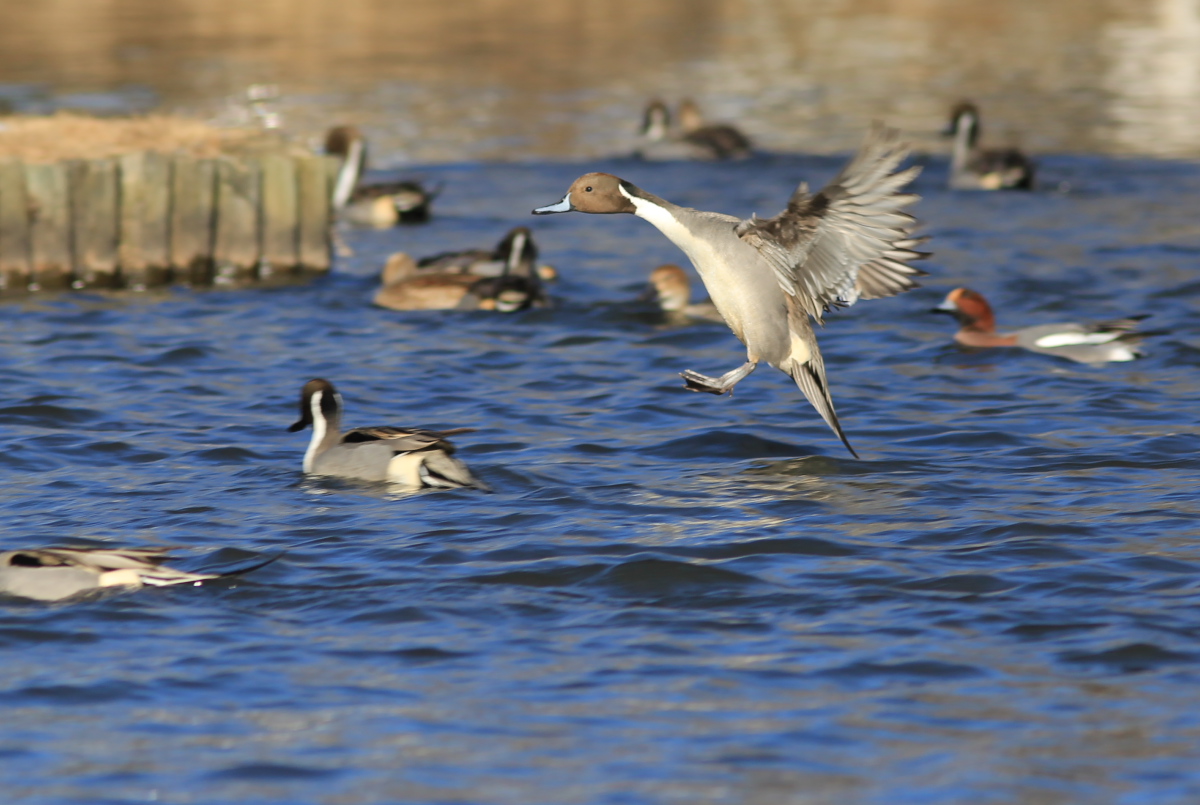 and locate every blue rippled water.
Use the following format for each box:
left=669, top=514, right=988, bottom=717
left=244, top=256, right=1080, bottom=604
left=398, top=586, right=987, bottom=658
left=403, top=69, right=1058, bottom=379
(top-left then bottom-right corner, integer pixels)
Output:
left=2, top=154, right=1200, bottom=804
